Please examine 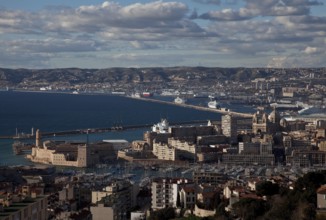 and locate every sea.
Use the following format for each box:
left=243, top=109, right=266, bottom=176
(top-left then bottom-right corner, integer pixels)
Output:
left=0, top=91, right=255, bottom=166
